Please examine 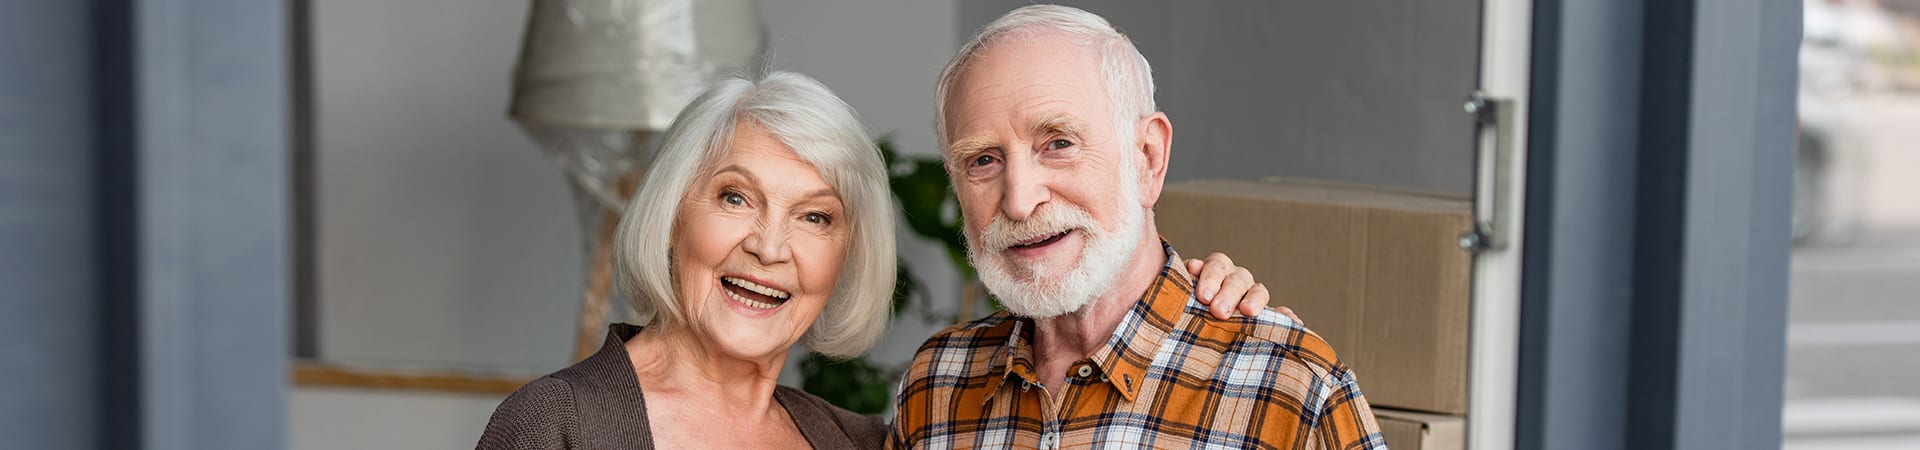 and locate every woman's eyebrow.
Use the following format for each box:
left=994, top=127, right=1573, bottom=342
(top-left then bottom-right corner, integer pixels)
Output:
left=797, top=188, right=840, bottom=203
left=712, top=164, right=759, bottom=184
